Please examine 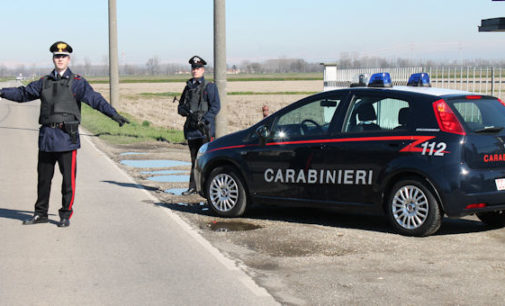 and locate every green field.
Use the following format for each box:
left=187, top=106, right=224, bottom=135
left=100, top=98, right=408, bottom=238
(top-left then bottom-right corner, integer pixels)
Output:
left=81, top=104, right=184, bottom=145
